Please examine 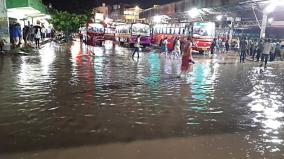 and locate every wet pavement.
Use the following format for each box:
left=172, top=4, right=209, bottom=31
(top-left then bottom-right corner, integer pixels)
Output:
left=0, top=41, right=284, bottom=159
